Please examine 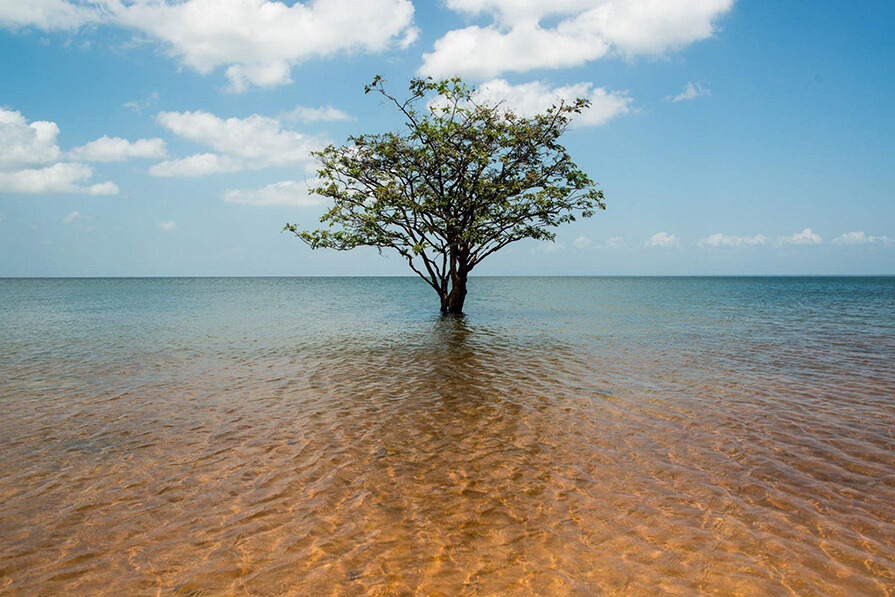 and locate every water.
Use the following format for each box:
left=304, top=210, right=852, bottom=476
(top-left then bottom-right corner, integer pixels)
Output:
left=1, top=277, right=893, bottom=595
